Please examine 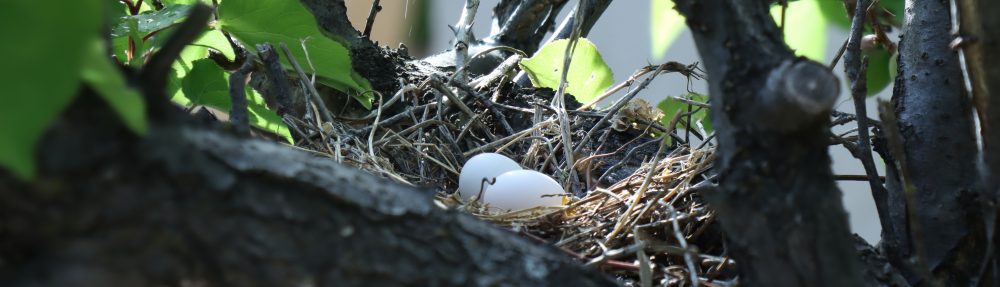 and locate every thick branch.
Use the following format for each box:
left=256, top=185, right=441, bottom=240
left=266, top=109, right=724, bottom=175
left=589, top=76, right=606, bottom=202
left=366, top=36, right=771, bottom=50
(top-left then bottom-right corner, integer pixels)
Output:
left=0, top=95, right=616, bottom=287
left=297, top=0, right=361, bottom=47
left=671, top=0, right=863, bottom=285
left=489, top=0, right=570, bottom=54
left=888, top=0, right=986, bottom=284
